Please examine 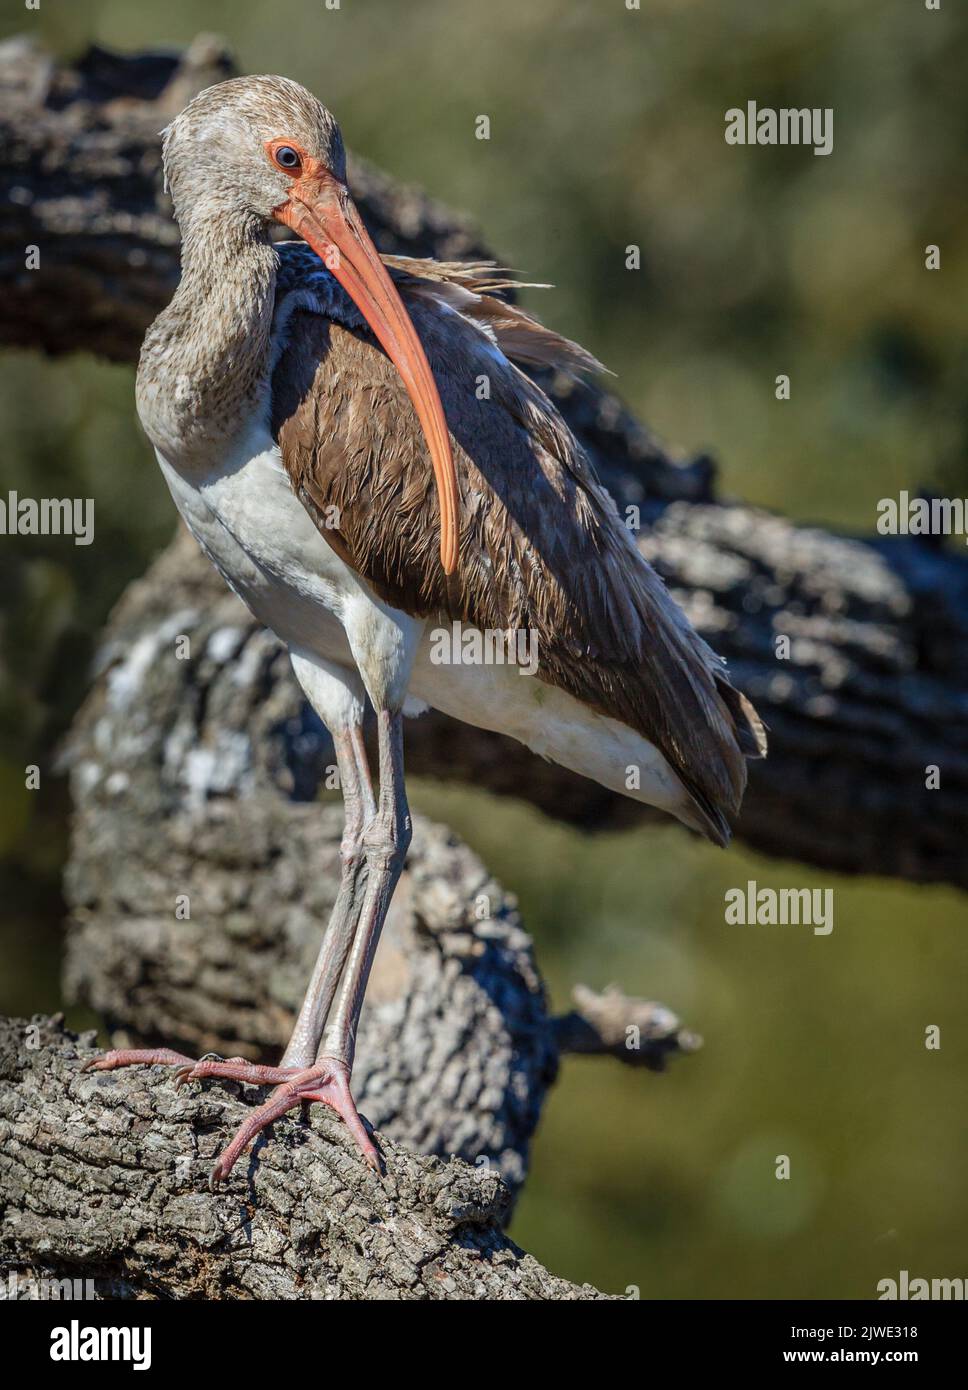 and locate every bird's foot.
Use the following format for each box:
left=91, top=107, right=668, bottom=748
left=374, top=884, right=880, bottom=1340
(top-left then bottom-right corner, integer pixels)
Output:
left=205, top=1057, right=379, bottom=1188
left=80, top=1049, right=378, bottom=1186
